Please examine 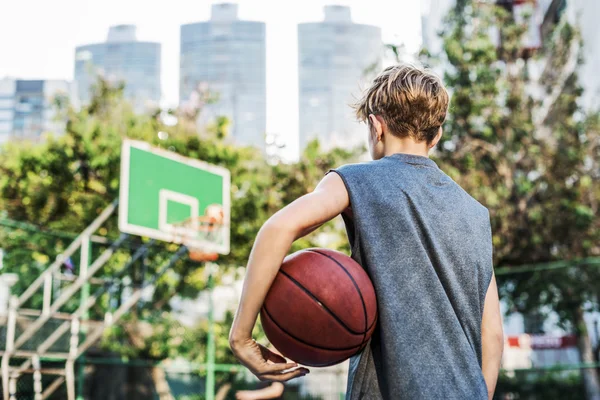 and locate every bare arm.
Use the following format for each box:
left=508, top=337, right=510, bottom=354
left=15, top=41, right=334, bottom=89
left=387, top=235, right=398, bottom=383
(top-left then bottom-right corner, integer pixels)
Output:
left=235, top=383, right=285, bottom=400
left=481, top=273, right=503, bottom=399
left=229, top=172, right=349, bottom=381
